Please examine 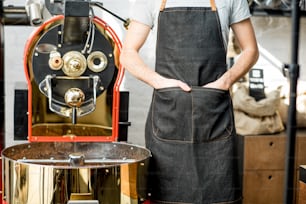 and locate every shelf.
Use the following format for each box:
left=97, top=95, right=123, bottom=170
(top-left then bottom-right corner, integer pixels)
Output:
left=250, top=3, right=306, bottom=17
